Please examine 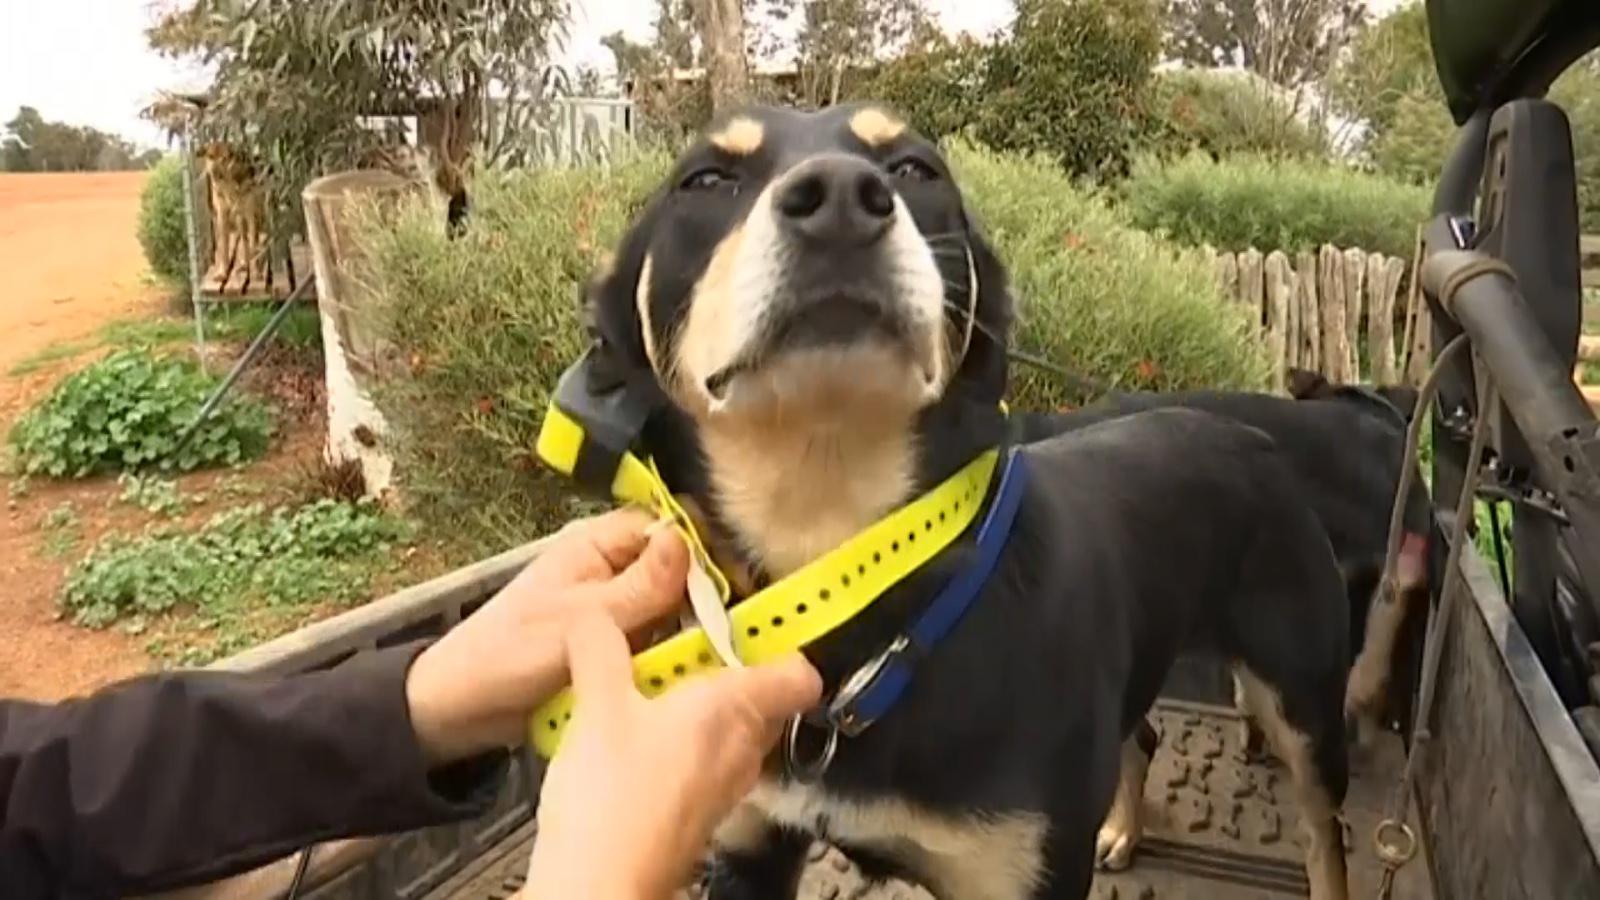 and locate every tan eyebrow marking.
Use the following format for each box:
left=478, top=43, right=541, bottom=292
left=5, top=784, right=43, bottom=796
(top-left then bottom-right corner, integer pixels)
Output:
left=849, top=107, right=906, bottom=147
left=708, top=117, right=765, bottom=156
